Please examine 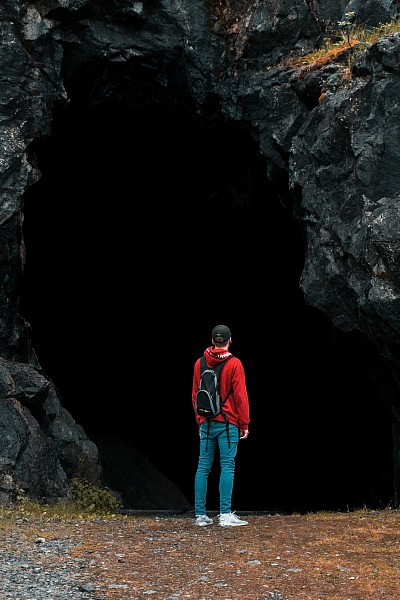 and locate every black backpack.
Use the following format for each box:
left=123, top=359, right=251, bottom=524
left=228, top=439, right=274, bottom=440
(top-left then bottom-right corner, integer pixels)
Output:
left=195, top=355, right=234, bottom=447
